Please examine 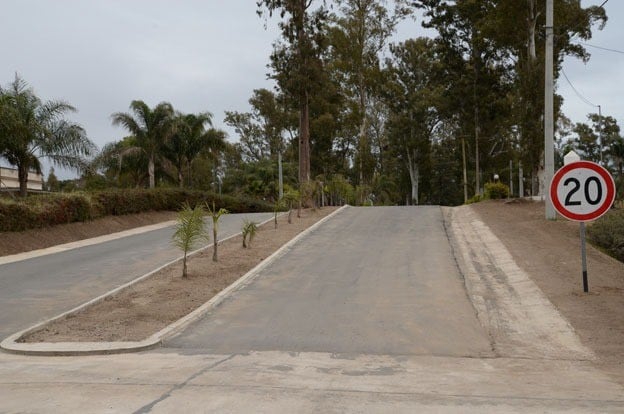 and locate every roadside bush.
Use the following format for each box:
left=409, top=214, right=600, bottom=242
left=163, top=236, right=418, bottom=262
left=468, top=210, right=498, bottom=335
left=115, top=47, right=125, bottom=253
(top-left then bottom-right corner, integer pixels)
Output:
left=0, top=193, right=96, bottom=232
left=466, top=194, right=482, bottom=204
left=0, top=189, right=274, bottom=233
left=484, top=182, right=509, bottom=199
left=588, top=209, right=624, bottom=263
